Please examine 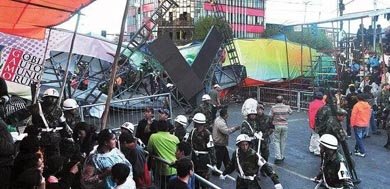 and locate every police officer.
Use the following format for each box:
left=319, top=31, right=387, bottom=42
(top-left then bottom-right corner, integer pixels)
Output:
left=315, top=103, right=333, bottom=137
left=193, top=94, right=214, bottom=132
left=10, top=88, right=66, bottom=158
left=256, top=103, right=274, bottom=161
left=241, top=107, right=261, bottom=152
left=62, top=98, right=81, bottom=131
left=220, top=134, right=283, bottom=189
left=173, top=115, right=188, bottom=141
left=380, top=84, right=390, bottom=149
left=186, top=113, right=216, bottom=189
left=324, top=108, right=348, bottom=142
left=312, top=134, right=354, bottom=189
